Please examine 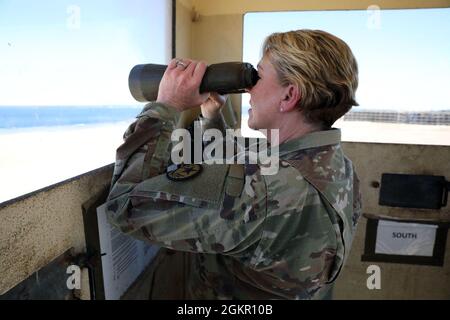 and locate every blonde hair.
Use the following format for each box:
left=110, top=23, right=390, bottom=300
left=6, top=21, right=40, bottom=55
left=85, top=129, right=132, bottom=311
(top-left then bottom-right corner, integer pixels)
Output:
left=262, top=29, right=359, bottom=127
